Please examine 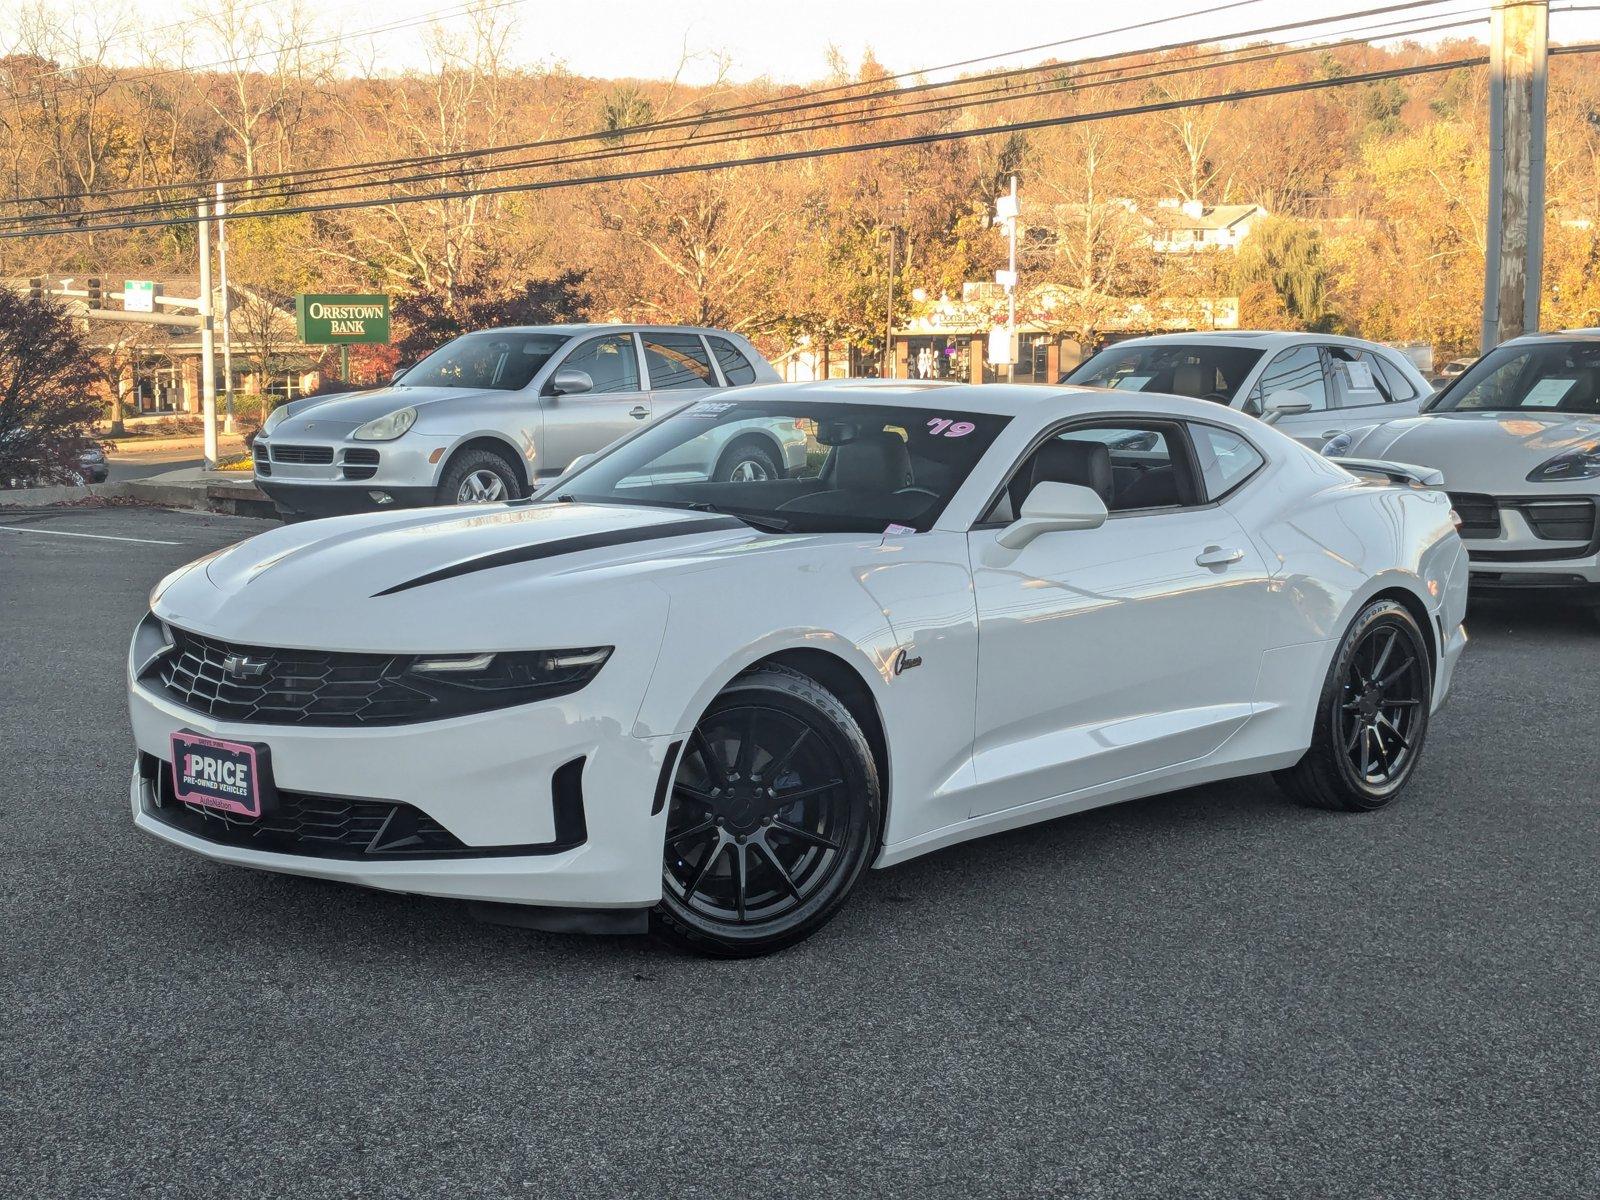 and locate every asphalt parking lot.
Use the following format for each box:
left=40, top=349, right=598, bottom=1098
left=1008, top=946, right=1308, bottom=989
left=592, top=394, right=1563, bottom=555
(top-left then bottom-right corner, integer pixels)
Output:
left=2, top=503, right=1597, bottom=1199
